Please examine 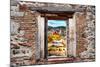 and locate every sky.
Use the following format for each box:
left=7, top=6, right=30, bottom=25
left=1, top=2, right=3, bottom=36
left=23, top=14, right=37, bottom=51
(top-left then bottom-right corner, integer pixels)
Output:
left=48, top=20, right=67, bottom=27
